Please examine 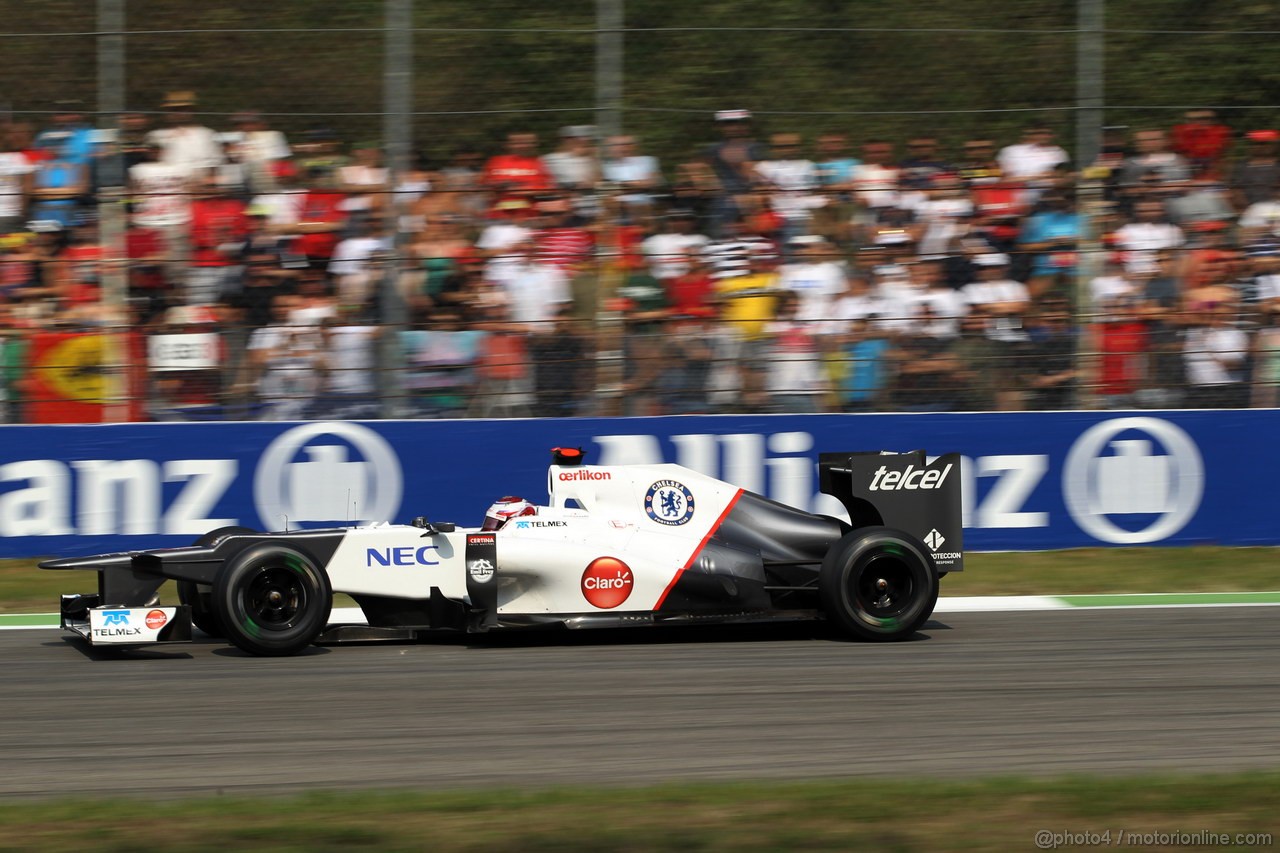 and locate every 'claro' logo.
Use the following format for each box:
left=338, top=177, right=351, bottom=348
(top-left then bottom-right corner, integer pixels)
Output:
left=581, top=557, right=633, bottom=609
